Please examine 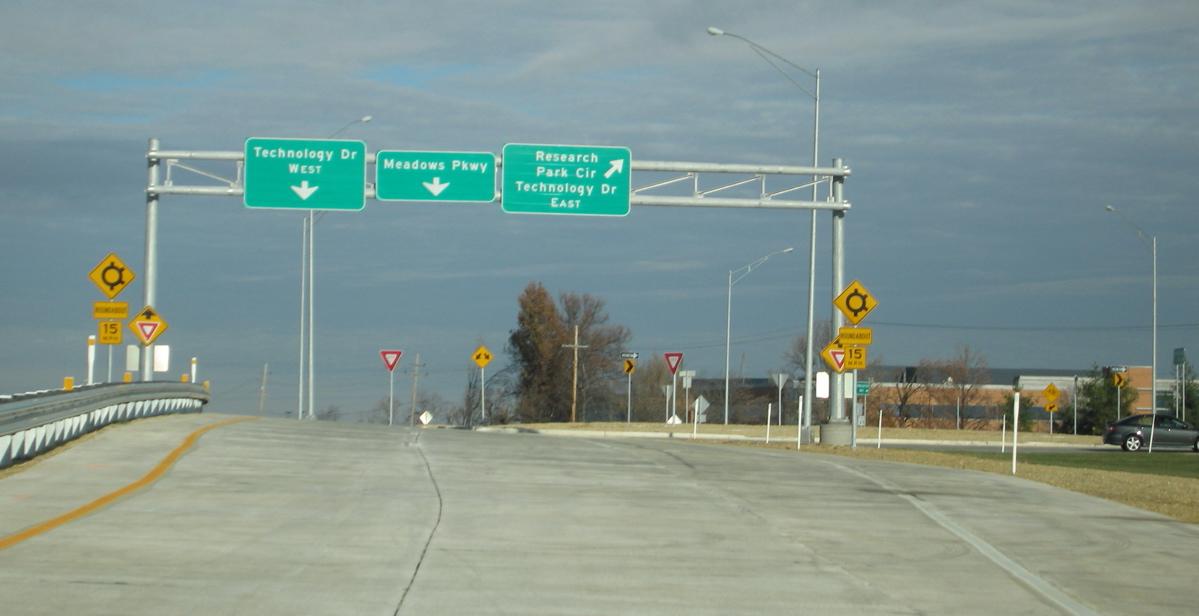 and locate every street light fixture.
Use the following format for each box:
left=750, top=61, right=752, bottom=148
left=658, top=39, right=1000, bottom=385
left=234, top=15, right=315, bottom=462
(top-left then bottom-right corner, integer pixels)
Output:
left=297, top=114, right=373, bottom=420
left=708, top=27, right=822, bottom=439
left=724, top=247, right=794, bottom=424
left=945, top=376, right=961, bottom=430
left=1104, top=204, right=1158, bottom=452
